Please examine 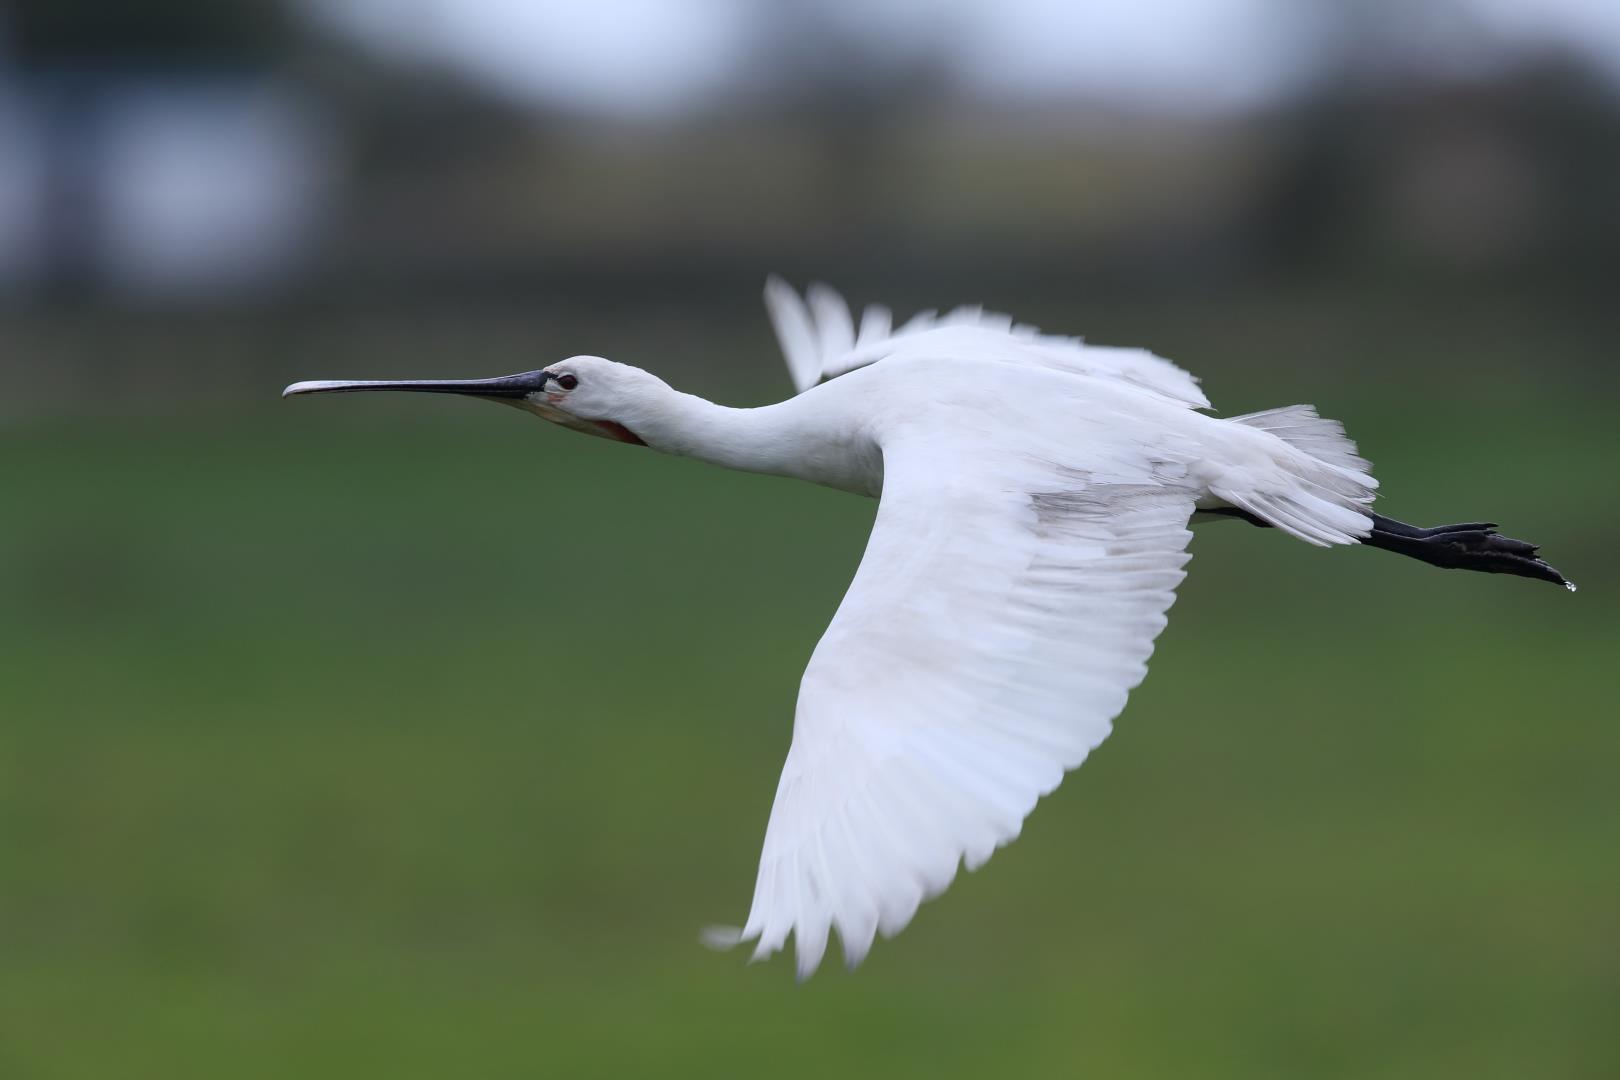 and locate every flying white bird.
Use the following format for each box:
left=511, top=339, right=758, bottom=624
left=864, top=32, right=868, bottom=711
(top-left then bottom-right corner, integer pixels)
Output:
left=285, top=279, right=1572, bottom=978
